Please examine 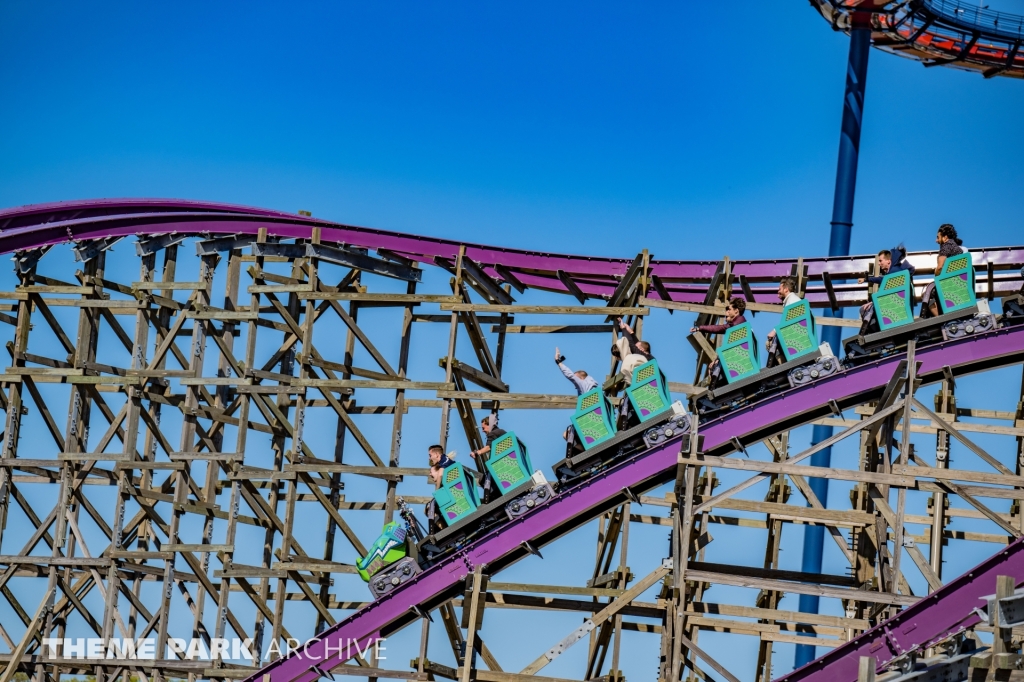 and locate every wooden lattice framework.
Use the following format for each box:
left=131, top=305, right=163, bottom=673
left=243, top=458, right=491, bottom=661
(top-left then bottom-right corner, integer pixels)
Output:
left=0, top=230, right=1021, bottom=682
